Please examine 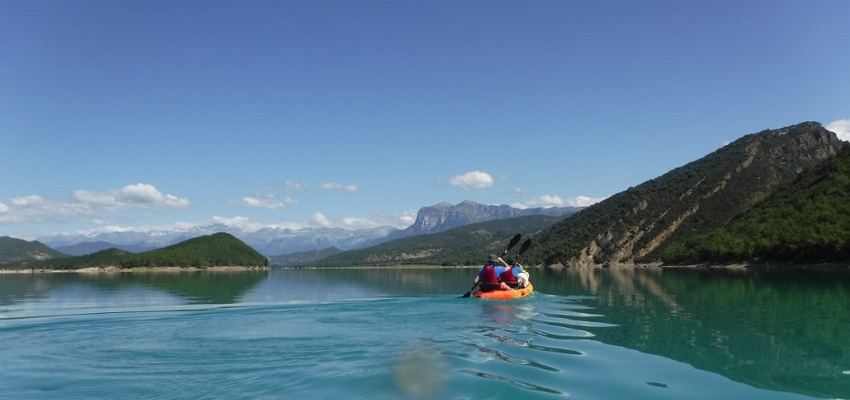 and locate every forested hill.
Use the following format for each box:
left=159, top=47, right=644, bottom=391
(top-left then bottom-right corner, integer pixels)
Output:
left=0, top=236, right=68, bottom=262
left=663, top=144, right=850, bottom=264
left=524, top=121, right=847, bottom=267
left=1, top=233, right=268, bottom=270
